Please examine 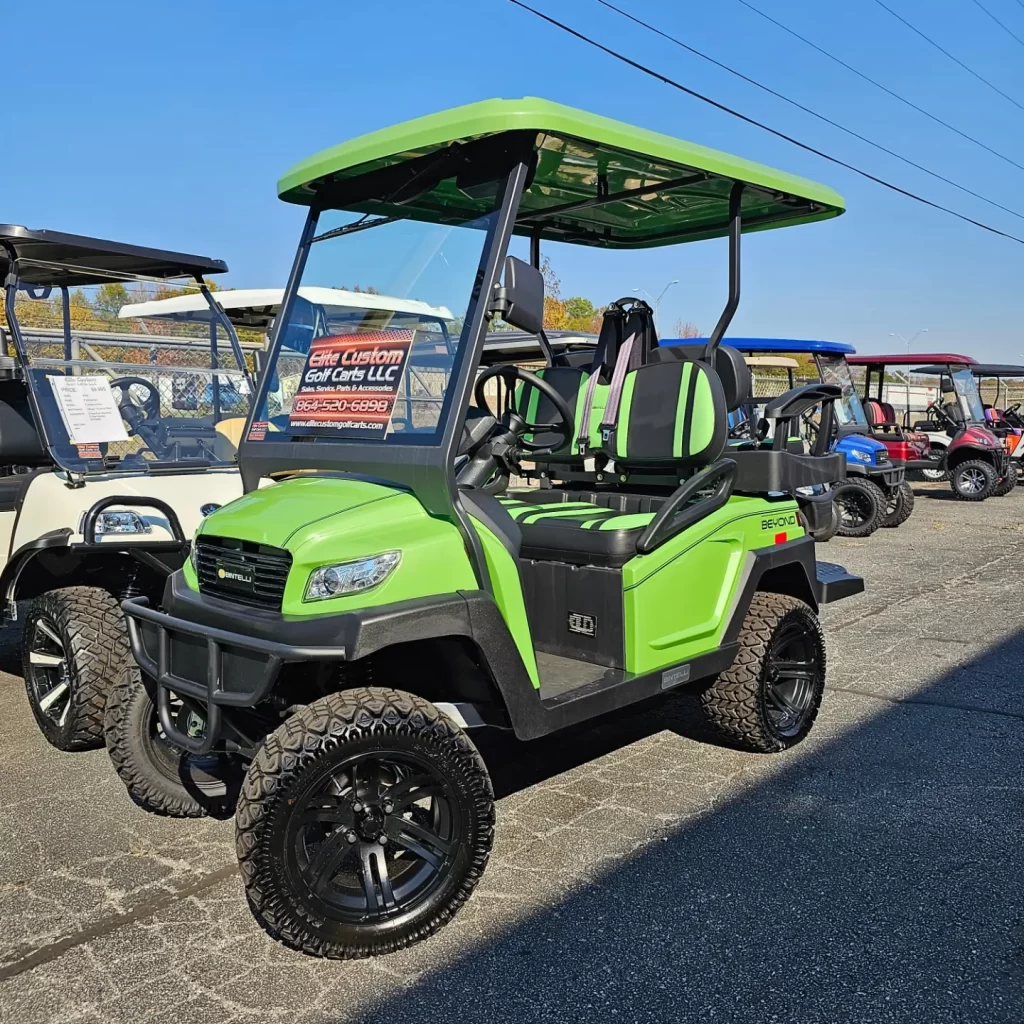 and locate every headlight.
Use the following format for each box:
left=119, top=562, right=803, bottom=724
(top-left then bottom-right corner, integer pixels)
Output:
left=849, top=449, right=873, bottom=463
left=80, top=510, right=152, bottom=536
left=189, top=537, right=200, bottom=574
left=304, top=551, right=401, bottom=602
